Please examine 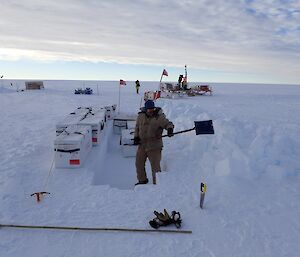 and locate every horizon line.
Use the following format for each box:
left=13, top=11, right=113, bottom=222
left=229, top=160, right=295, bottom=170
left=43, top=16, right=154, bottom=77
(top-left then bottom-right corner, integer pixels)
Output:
left=1, top=78, right=299, bottom=86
